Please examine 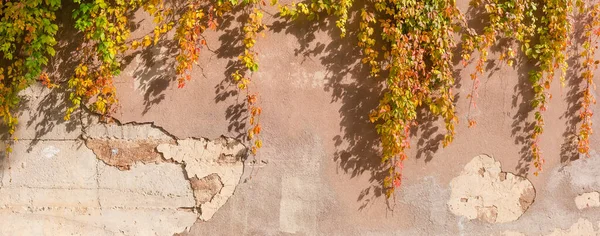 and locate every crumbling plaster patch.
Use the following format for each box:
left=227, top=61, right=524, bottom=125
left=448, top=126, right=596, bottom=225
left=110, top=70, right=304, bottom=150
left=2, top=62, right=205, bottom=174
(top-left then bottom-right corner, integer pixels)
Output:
left=82, top=114, right=176, bottom=170
left=0, top=140, right=198, bottom=236
left=157, top=138, right=246, bottom=221
left=447, top=154, right=535, bottom=223
left=0, top=84, right=250, bottom=235
left=191, top=174, right=224, bottom=204
left=82, top=113, right=247, bottom=221
left=84, top=139, right=169, bottom=170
